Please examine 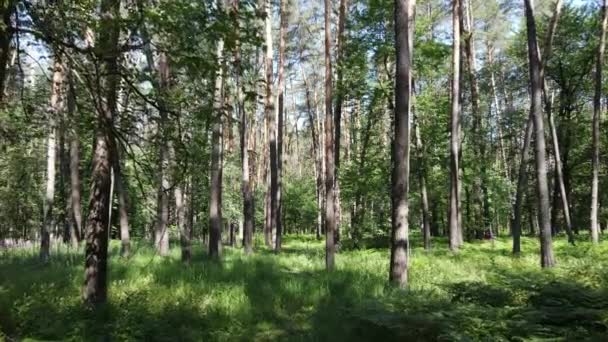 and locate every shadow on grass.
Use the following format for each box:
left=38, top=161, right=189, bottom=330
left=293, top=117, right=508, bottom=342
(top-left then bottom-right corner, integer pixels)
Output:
left=1, top=236, right=608, bottom=341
